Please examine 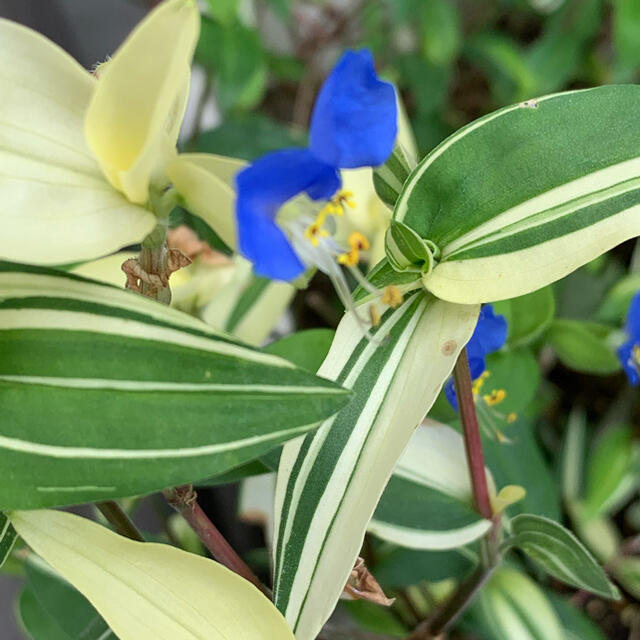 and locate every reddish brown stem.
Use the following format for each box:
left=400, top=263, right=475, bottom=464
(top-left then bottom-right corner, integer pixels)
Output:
left=452, top=348, right=493, bottom=520
left=164, top=485, right=269, bottom=596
